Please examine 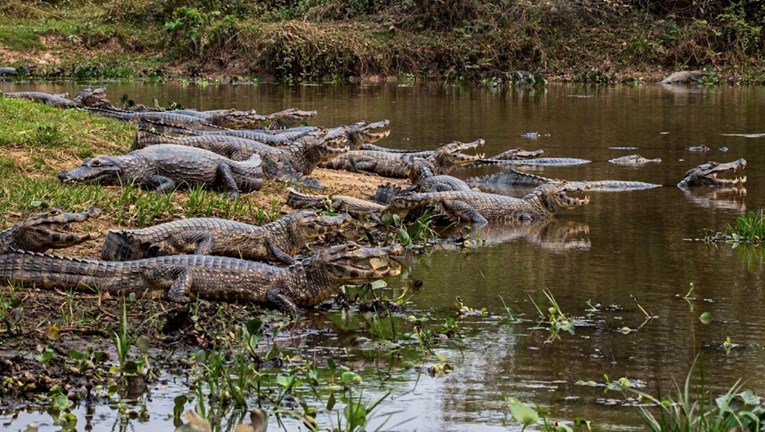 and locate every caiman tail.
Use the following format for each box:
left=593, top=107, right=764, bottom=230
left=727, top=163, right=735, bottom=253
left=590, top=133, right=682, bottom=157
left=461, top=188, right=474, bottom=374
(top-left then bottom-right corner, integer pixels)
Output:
left=1, top=250, right=142, bottom=293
